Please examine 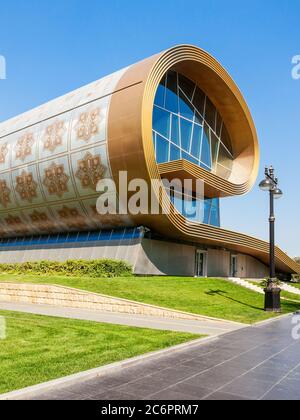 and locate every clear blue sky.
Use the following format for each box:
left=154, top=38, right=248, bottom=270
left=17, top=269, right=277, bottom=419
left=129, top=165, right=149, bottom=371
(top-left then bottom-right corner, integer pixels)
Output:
left=0, top=0, right=299, bottom=256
